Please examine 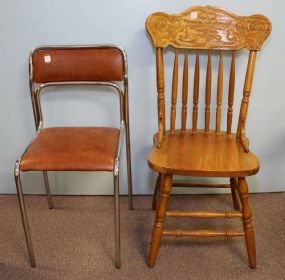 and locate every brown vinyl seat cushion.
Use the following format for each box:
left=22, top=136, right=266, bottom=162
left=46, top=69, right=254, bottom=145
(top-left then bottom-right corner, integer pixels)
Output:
left=148, top=130, right=260, bottom=177
left=20, top=127, right=120, bottom=172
